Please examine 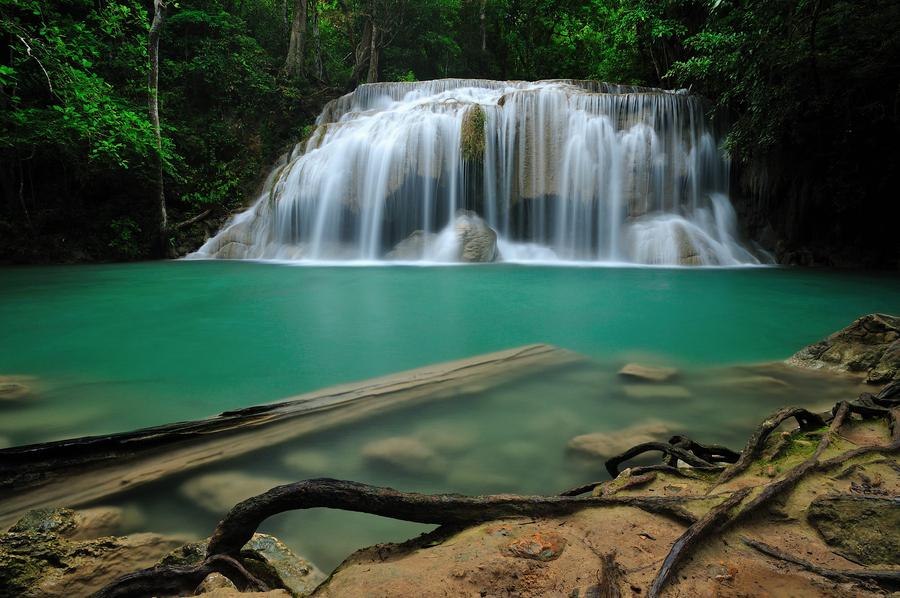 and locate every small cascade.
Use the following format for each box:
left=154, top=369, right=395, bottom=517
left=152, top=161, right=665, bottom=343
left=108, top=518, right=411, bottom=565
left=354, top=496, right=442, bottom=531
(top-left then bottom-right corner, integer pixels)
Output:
left=191, top=79, right=766, bottom=265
